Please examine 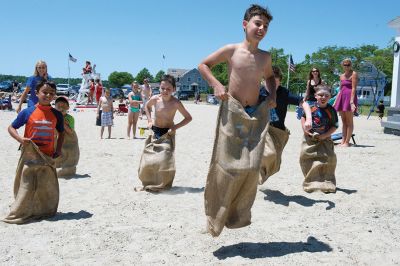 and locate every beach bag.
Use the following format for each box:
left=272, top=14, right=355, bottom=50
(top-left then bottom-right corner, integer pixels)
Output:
left=299, top=135, right=337, bottom=193
left=137, top=132, right=175, bottom=192
left=55, top=130, right=80, bottom=177
left=3, top=141, right=59, bottom=224
left=259, top=125, right=290, bottom=184
left=204, top=95, right=269, bottom=237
